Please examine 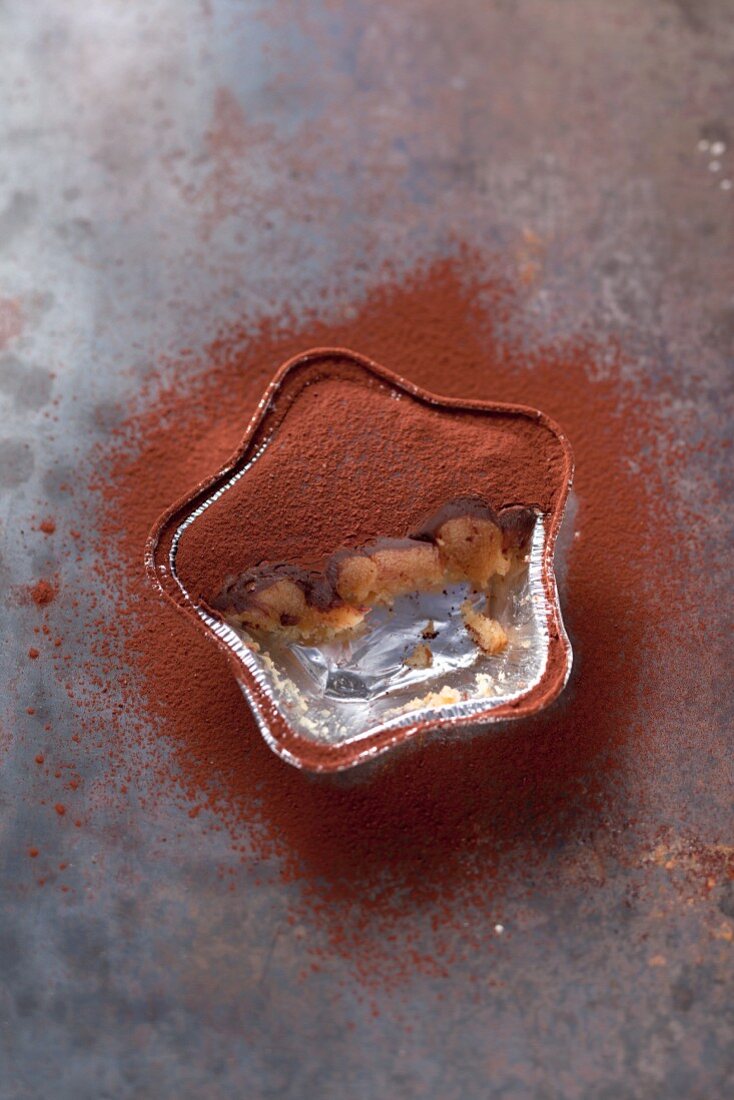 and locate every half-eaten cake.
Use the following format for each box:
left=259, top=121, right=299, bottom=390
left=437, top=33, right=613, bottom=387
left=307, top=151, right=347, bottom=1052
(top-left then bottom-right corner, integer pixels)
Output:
left=210, top=497, right=536, bottom=656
